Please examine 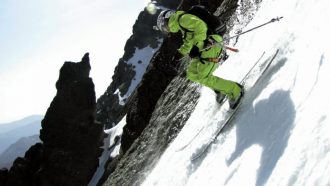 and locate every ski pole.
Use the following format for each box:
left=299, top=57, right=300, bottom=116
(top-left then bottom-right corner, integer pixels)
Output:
left=229, top=16, right=283, bottom=40
left=201, top=17, right=283, bottom=52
